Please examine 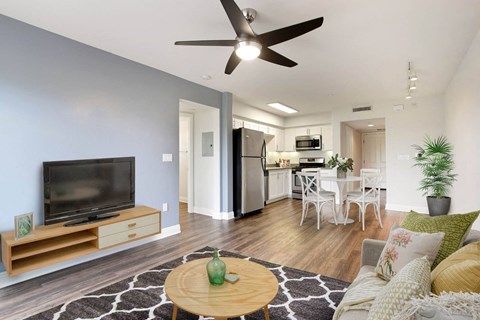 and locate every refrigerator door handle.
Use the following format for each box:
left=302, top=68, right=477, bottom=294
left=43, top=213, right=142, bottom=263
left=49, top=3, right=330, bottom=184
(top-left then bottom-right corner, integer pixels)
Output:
left=261, top=140, right=267, bottom=171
